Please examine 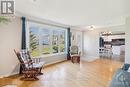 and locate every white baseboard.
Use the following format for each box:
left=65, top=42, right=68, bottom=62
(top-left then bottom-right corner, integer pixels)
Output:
left=0, top=72, right=18, bottom=78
